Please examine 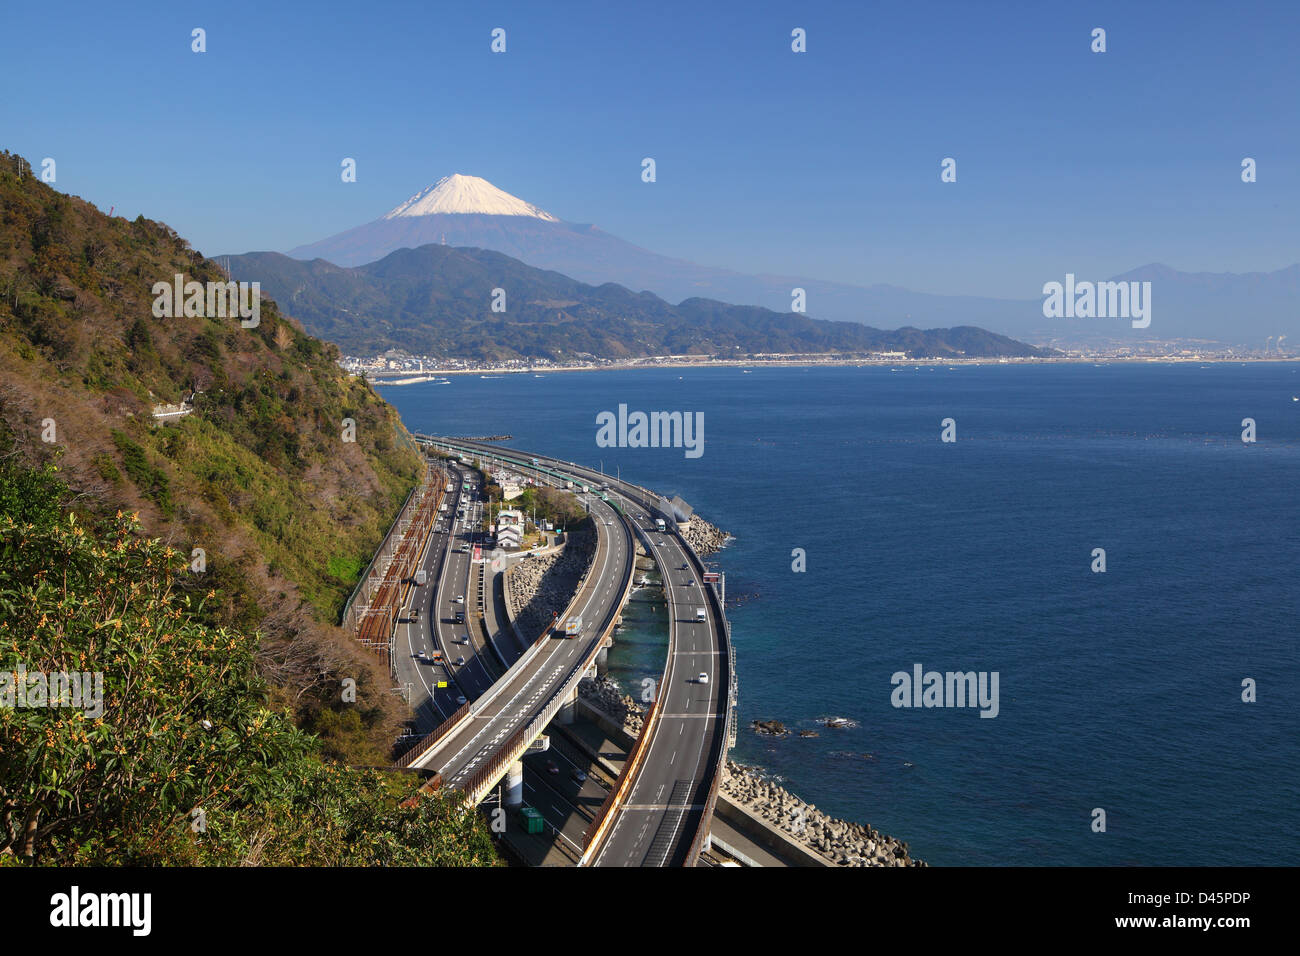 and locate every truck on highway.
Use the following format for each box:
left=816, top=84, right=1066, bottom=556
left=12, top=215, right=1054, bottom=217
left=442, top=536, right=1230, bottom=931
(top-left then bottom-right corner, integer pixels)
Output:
left=444, top=483, right=453, bottom=493
left=655, top=518, right=666, bottom=533
left=563, top=616, right=582, bottom=639
left=695, top=607, right=707, bottom=622
left=565, top=479, right=574, bottom=490
left=414, top=569, right=427, bottom=586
